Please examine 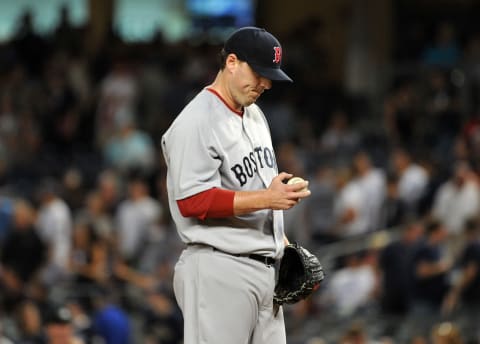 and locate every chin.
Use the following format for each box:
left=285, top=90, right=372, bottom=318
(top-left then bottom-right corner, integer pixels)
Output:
left=240, top=97, right=255, bottom=107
